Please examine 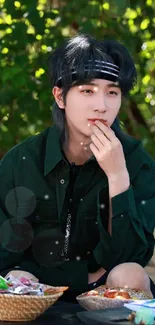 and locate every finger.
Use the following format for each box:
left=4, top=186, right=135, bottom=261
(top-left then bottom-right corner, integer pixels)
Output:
left=89, top=142, right=100, bottom=156
left=91, top=134, right=104, bottom=151
left=95, top=120, right=115, bottom=141
left=92, top=125, right=111, bottom=147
